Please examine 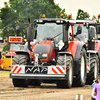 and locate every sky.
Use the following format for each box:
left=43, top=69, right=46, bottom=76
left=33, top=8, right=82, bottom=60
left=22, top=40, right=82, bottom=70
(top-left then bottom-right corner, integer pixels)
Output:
left=0, top=0, right=100, bottom=19
left=0, top=0, right=9, bottom=8
left=54, top=0, right=100, bottom=19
